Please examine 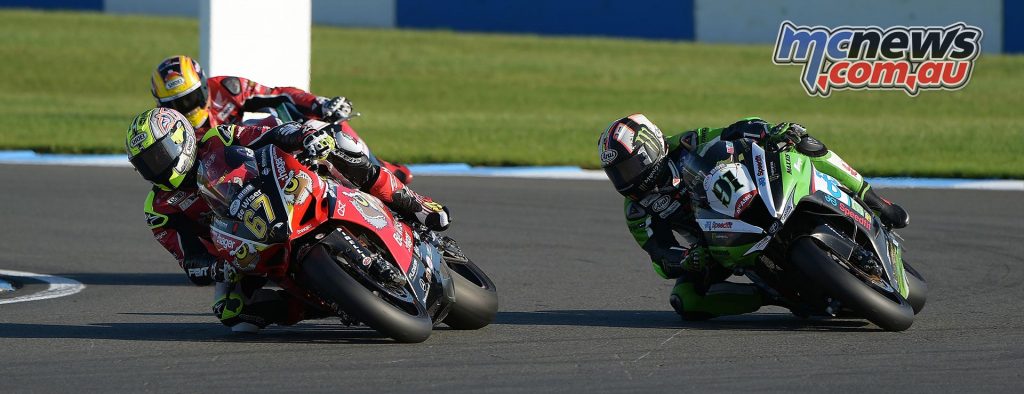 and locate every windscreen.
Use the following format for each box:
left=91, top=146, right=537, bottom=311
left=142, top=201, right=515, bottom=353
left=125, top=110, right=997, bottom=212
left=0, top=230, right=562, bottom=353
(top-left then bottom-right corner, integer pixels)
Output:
left=196, top=146, right=259, bottom=218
